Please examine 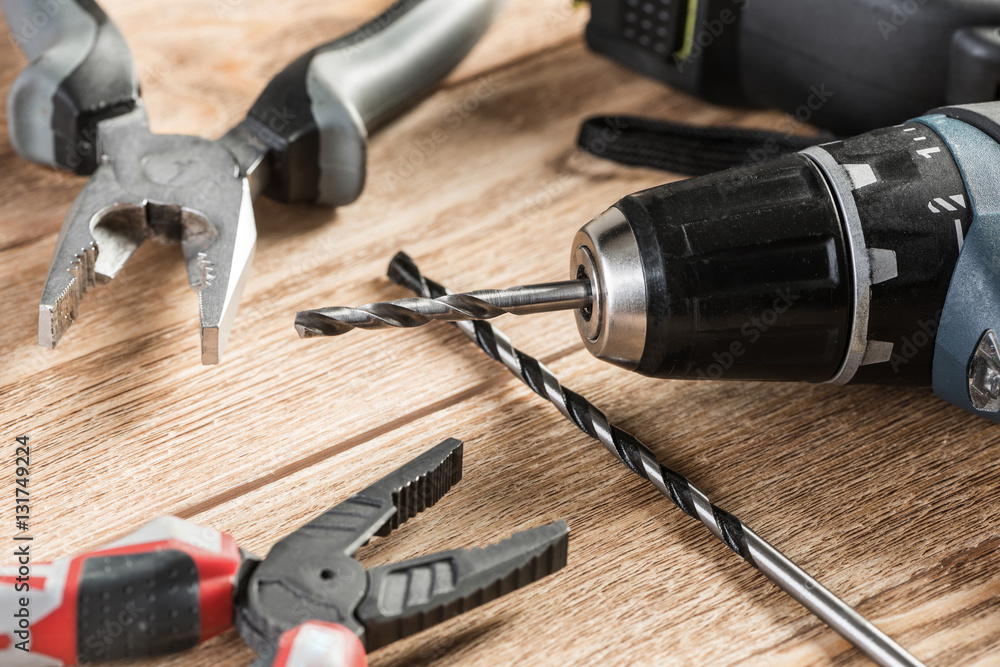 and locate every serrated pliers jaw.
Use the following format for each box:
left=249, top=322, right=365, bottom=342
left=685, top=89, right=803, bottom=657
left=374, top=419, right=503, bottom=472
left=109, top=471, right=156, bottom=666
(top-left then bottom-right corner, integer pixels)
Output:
left=38, top=108, right=258, bottom=364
